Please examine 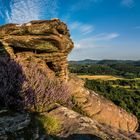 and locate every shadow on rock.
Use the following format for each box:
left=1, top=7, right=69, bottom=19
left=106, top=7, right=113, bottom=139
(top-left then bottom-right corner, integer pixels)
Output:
left=0, top=42, right=26, bottom=110
left=51, top=134, right=103, bottom=140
